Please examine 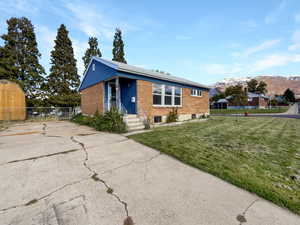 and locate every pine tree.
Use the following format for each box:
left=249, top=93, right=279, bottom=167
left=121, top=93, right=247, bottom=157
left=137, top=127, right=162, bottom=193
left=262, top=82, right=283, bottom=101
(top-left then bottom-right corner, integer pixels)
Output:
left=283, top=88, right=295, bottom=103
left=112, top=28, right=127, bottom=63
left=0, top=17, right=45, bottom=106
left=47, top=24, right=80, bottom=107
left=82, top=37, right=102, bottom=70
left=246, top=79, right=267, bottom=94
